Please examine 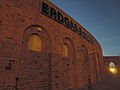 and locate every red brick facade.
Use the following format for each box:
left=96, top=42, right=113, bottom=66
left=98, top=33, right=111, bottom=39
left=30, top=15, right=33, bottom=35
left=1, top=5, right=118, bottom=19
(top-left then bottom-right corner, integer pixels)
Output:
left=0, top=0, right=104, bottom=89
